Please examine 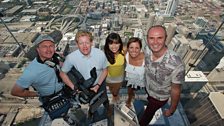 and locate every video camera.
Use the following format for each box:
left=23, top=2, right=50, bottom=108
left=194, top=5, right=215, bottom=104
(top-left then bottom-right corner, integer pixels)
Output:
left=45, top=52, right=108, bottom=114
left=67, top=67, right=97, bottom=104
left=66, top=67, right=107, bottom=113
